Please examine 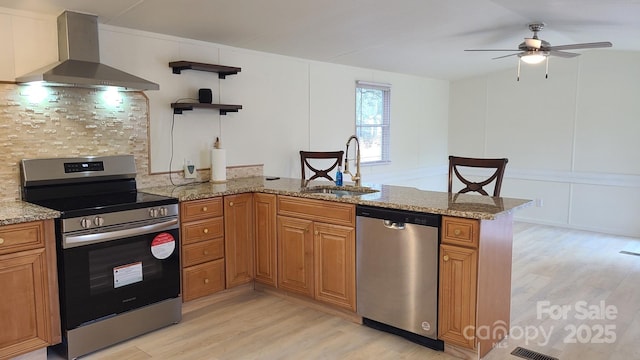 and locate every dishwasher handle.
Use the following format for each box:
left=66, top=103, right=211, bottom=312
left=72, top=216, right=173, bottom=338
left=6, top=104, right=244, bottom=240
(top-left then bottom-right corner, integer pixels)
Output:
left=383, top=220, right=406, bottom=230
